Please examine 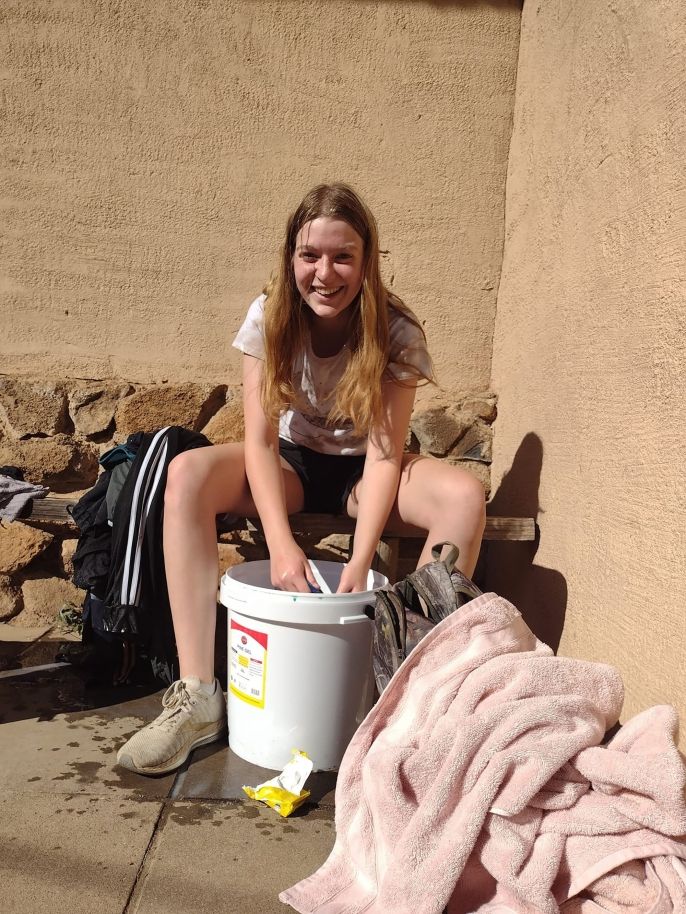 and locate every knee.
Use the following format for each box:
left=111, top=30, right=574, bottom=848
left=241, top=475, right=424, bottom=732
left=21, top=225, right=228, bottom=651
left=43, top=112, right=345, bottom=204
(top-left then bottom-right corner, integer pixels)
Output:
left=447, top=470, right=486, bottom=529
left=164, top=451, right=208, bottom=513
